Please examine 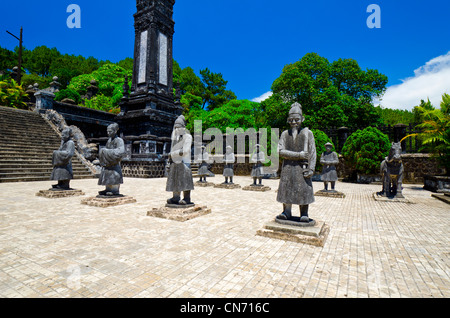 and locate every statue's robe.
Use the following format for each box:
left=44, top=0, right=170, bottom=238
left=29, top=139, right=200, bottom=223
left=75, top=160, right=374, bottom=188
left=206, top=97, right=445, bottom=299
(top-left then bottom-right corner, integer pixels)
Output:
left=98, top=137, right=125, bottom=186
left=166, top=134, right=194, bottom=192
left=277, top=128, right=316, bottom=206
left=320, top=151, right=339, bottom=182
left=51, top=140, right=75, bottom=181
left=250, top=151, right=265, bottom=178
left=223, top=152, right=235, bottom=177
left=196, top=151, right=211, bottom=176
